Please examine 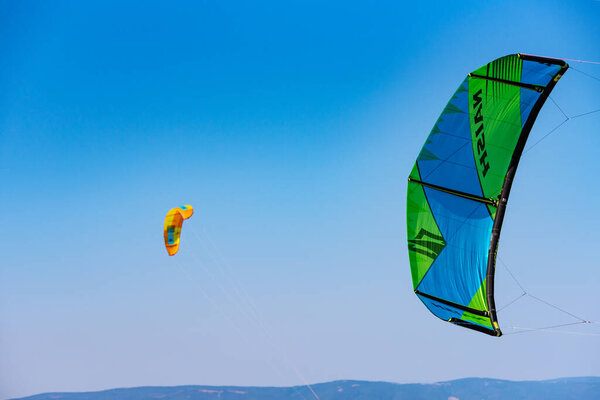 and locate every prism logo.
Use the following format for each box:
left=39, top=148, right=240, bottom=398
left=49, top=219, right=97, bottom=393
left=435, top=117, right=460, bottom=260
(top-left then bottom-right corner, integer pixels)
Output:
left=472, top=89, right=491, bottom=177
